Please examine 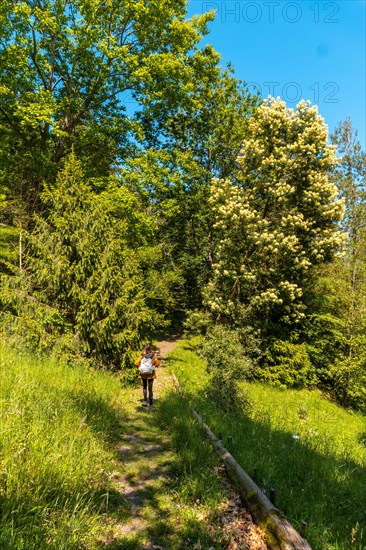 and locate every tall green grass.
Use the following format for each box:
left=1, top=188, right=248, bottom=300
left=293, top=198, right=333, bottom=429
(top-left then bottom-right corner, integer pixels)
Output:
left=145, top=392, right=230, bottom=549
left=169, top=338, right=366, bottom=550
left=0, top=345, right=127, bottom=549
